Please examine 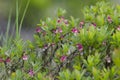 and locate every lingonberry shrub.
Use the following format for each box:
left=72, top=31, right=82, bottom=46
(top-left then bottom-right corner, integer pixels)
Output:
left=1, top=1, right=120, bottom=80
left=33, top=1, right=120, bottom=79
